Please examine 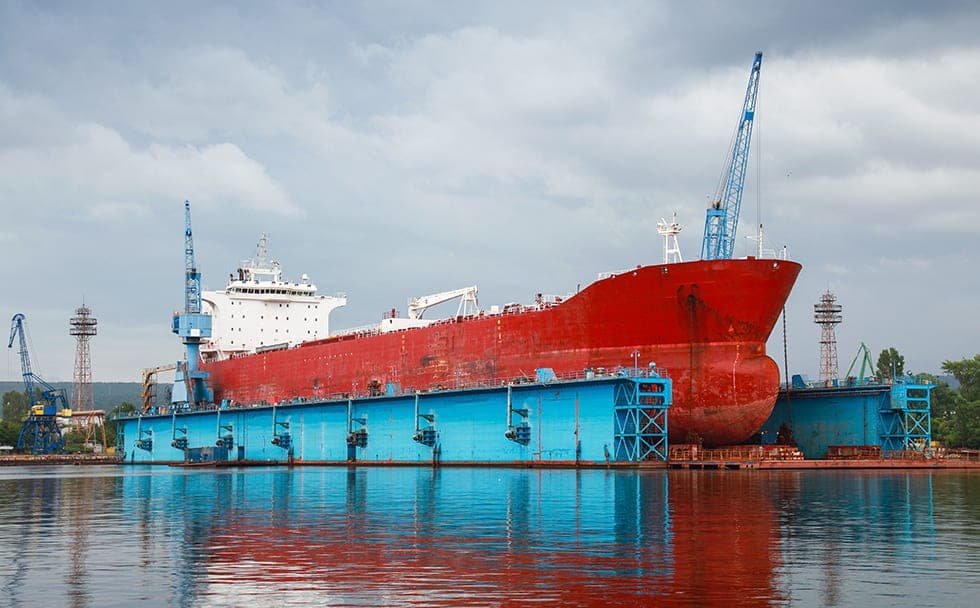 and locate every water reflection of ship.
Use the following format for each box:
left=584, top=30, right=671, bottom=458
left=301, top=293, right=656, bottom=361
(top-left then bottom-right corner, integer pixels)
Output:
left=123, top=470, right=783, bottom=606
left=0, top=468, right=954, bottom=606
left=114, top=469, right=946, bottom=607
